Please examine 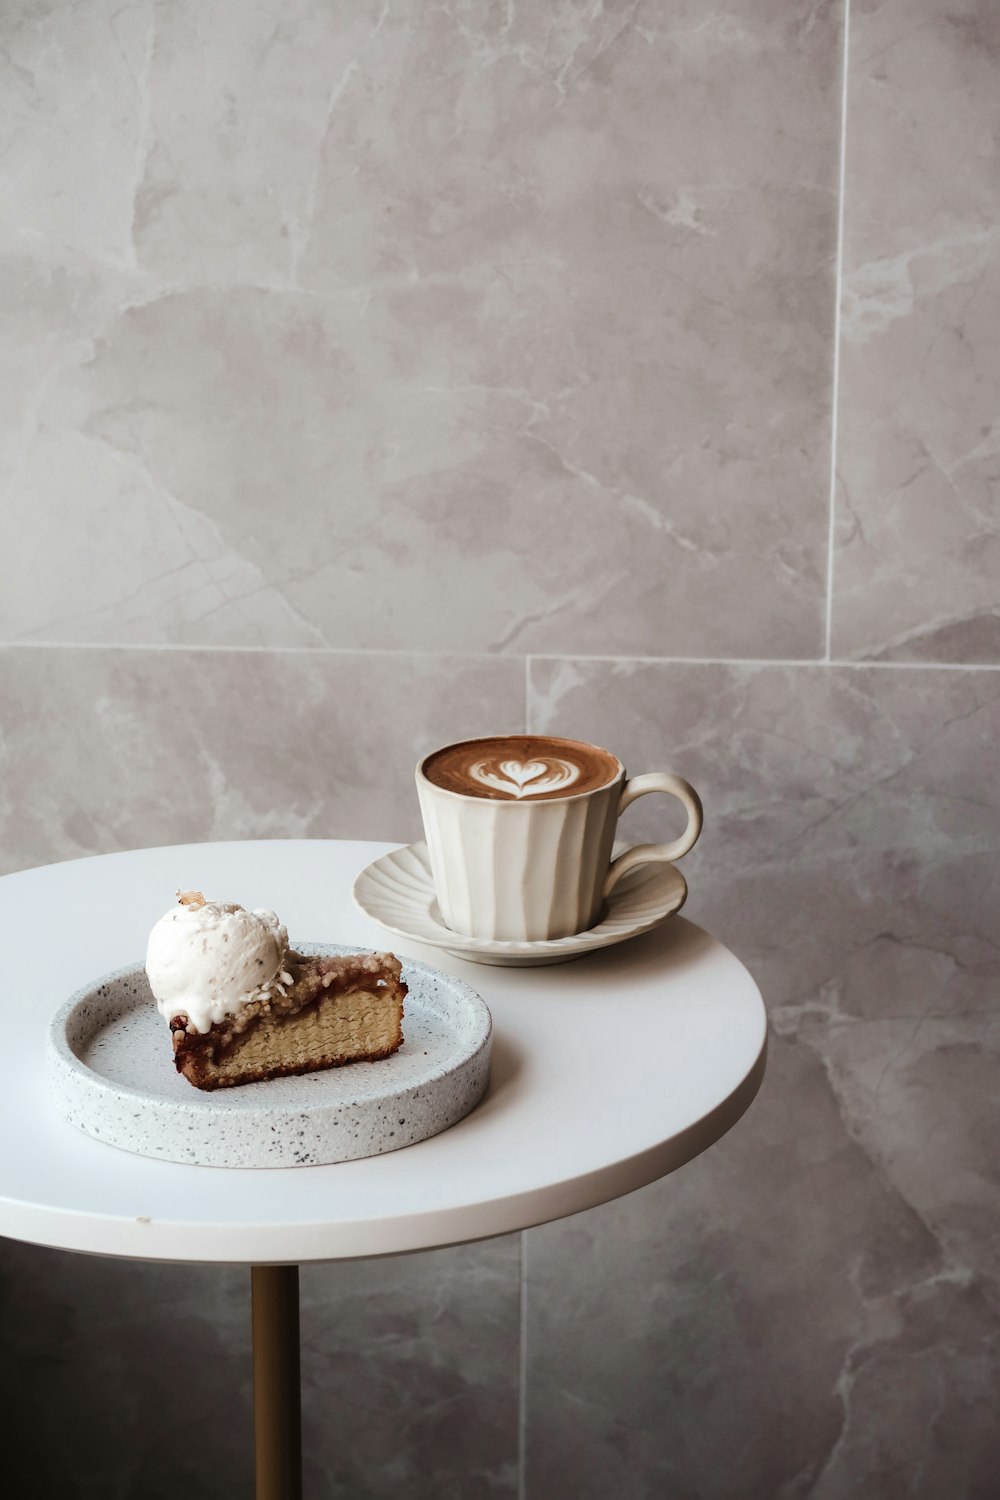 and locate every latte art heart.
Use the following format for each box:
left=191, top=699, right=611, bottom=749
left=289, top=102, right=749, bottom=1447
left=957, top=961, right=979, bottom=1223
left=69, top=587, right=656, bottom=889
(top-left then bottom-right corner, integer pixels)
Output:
left=469, top=757, right=581, bottom=799
left=499, top=760, right=546, bottom=788
left=422, top=735, right=620, bottom=802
